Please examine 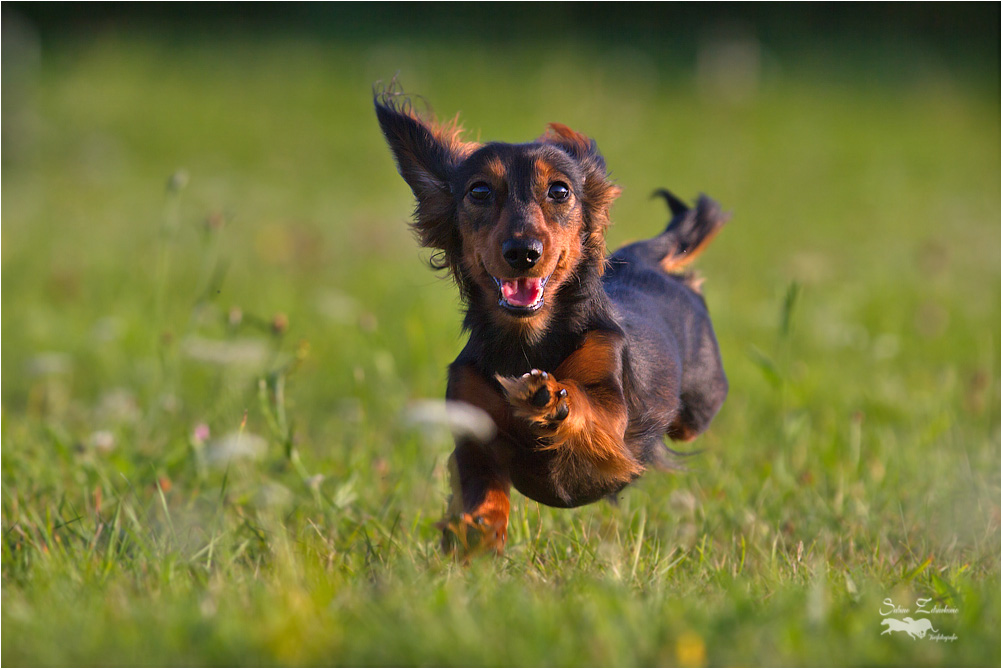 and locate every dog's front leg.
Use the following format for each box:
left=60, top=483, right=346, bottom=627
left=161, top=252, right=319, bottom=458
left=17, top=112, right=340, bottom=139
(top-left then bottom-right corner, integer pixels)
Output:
left=440, top=365, right=514, bottom=556
left=440, top=441, right=511, bottom=556
left=496, top=331, right=642, bottom=483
